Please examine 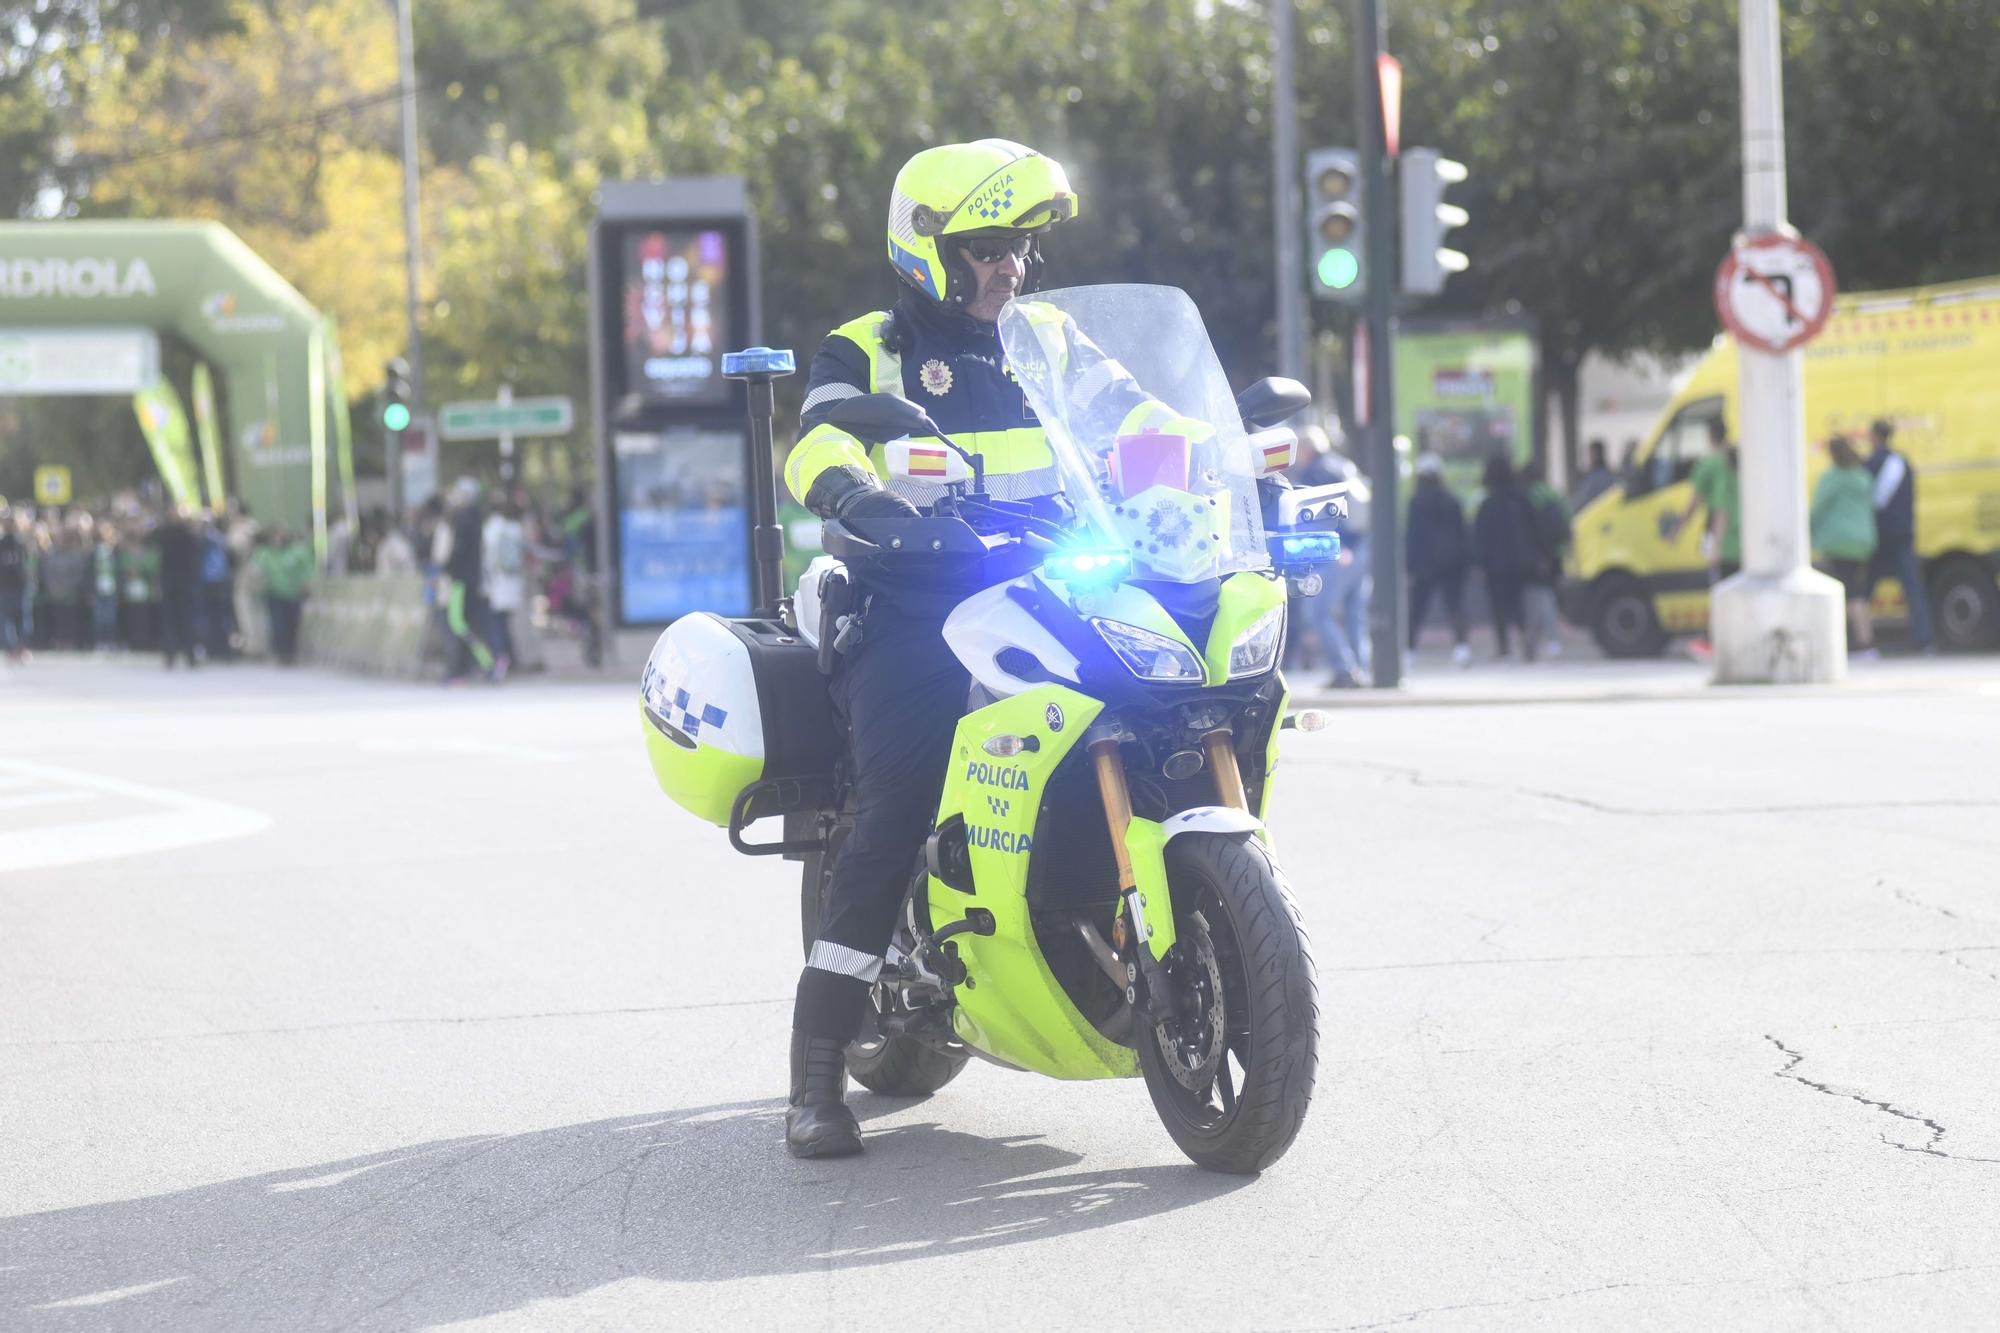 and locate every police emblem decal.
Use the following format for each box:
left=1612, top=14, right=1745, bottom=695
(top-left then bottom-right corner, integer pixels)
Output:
left=920, top=359, right=954, bottom=396
left=1045, top=703, right=1064, bottom=732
